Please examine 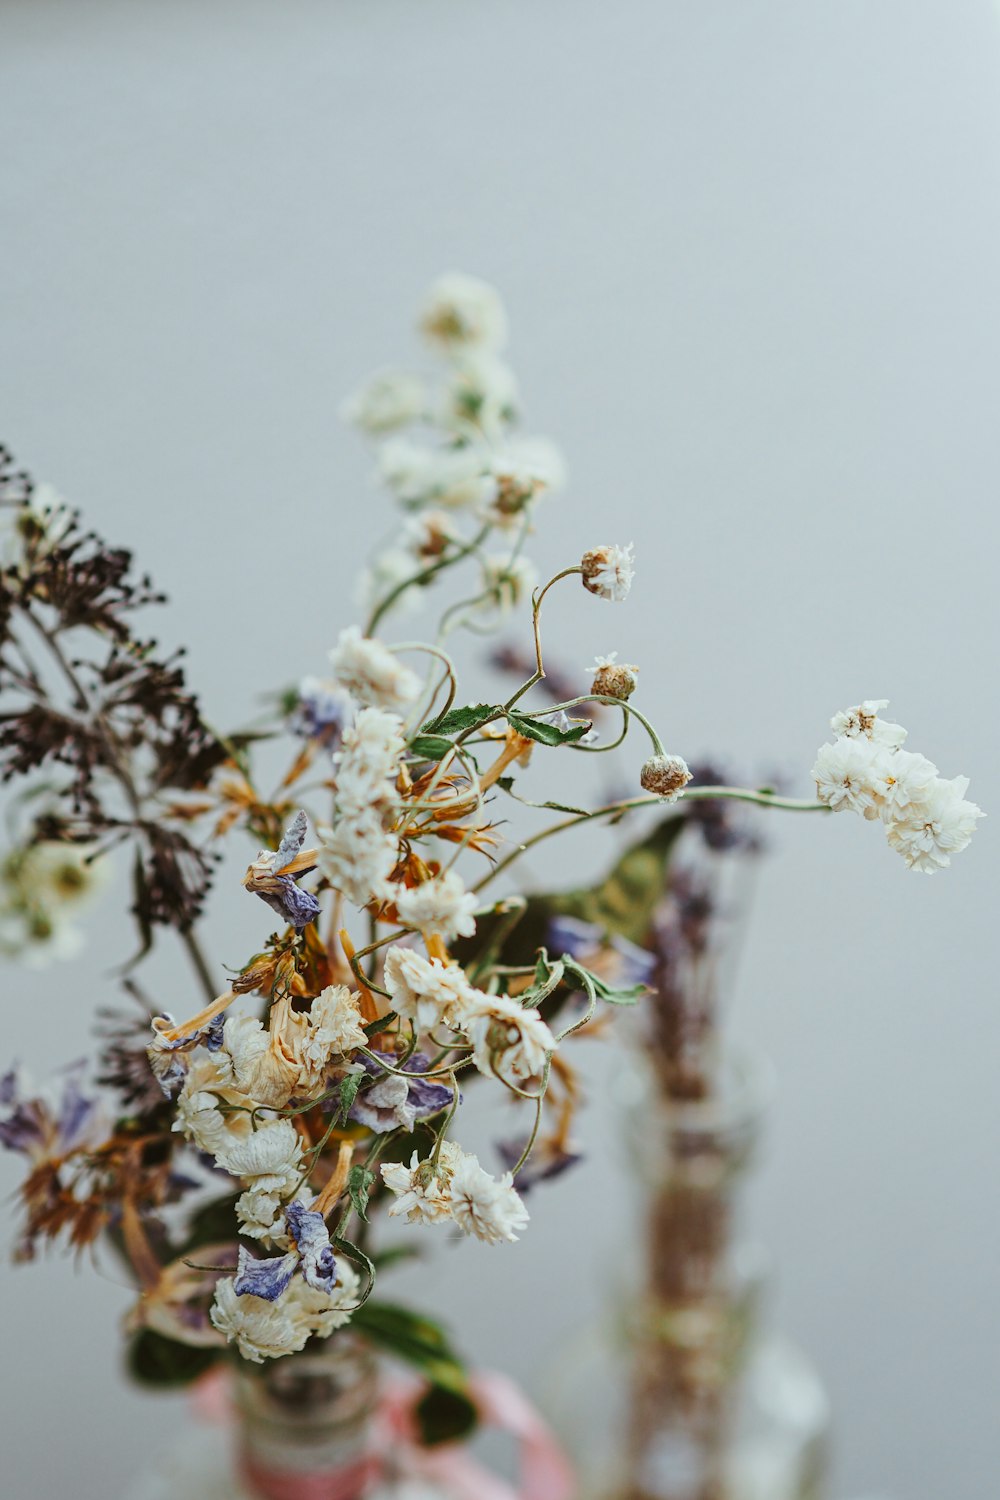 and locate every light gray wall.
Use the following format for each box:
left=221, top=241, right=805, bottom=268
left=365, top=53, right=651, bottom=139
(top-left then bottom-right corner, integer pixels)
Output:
left=1, top=4, right=998, bottom=1498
